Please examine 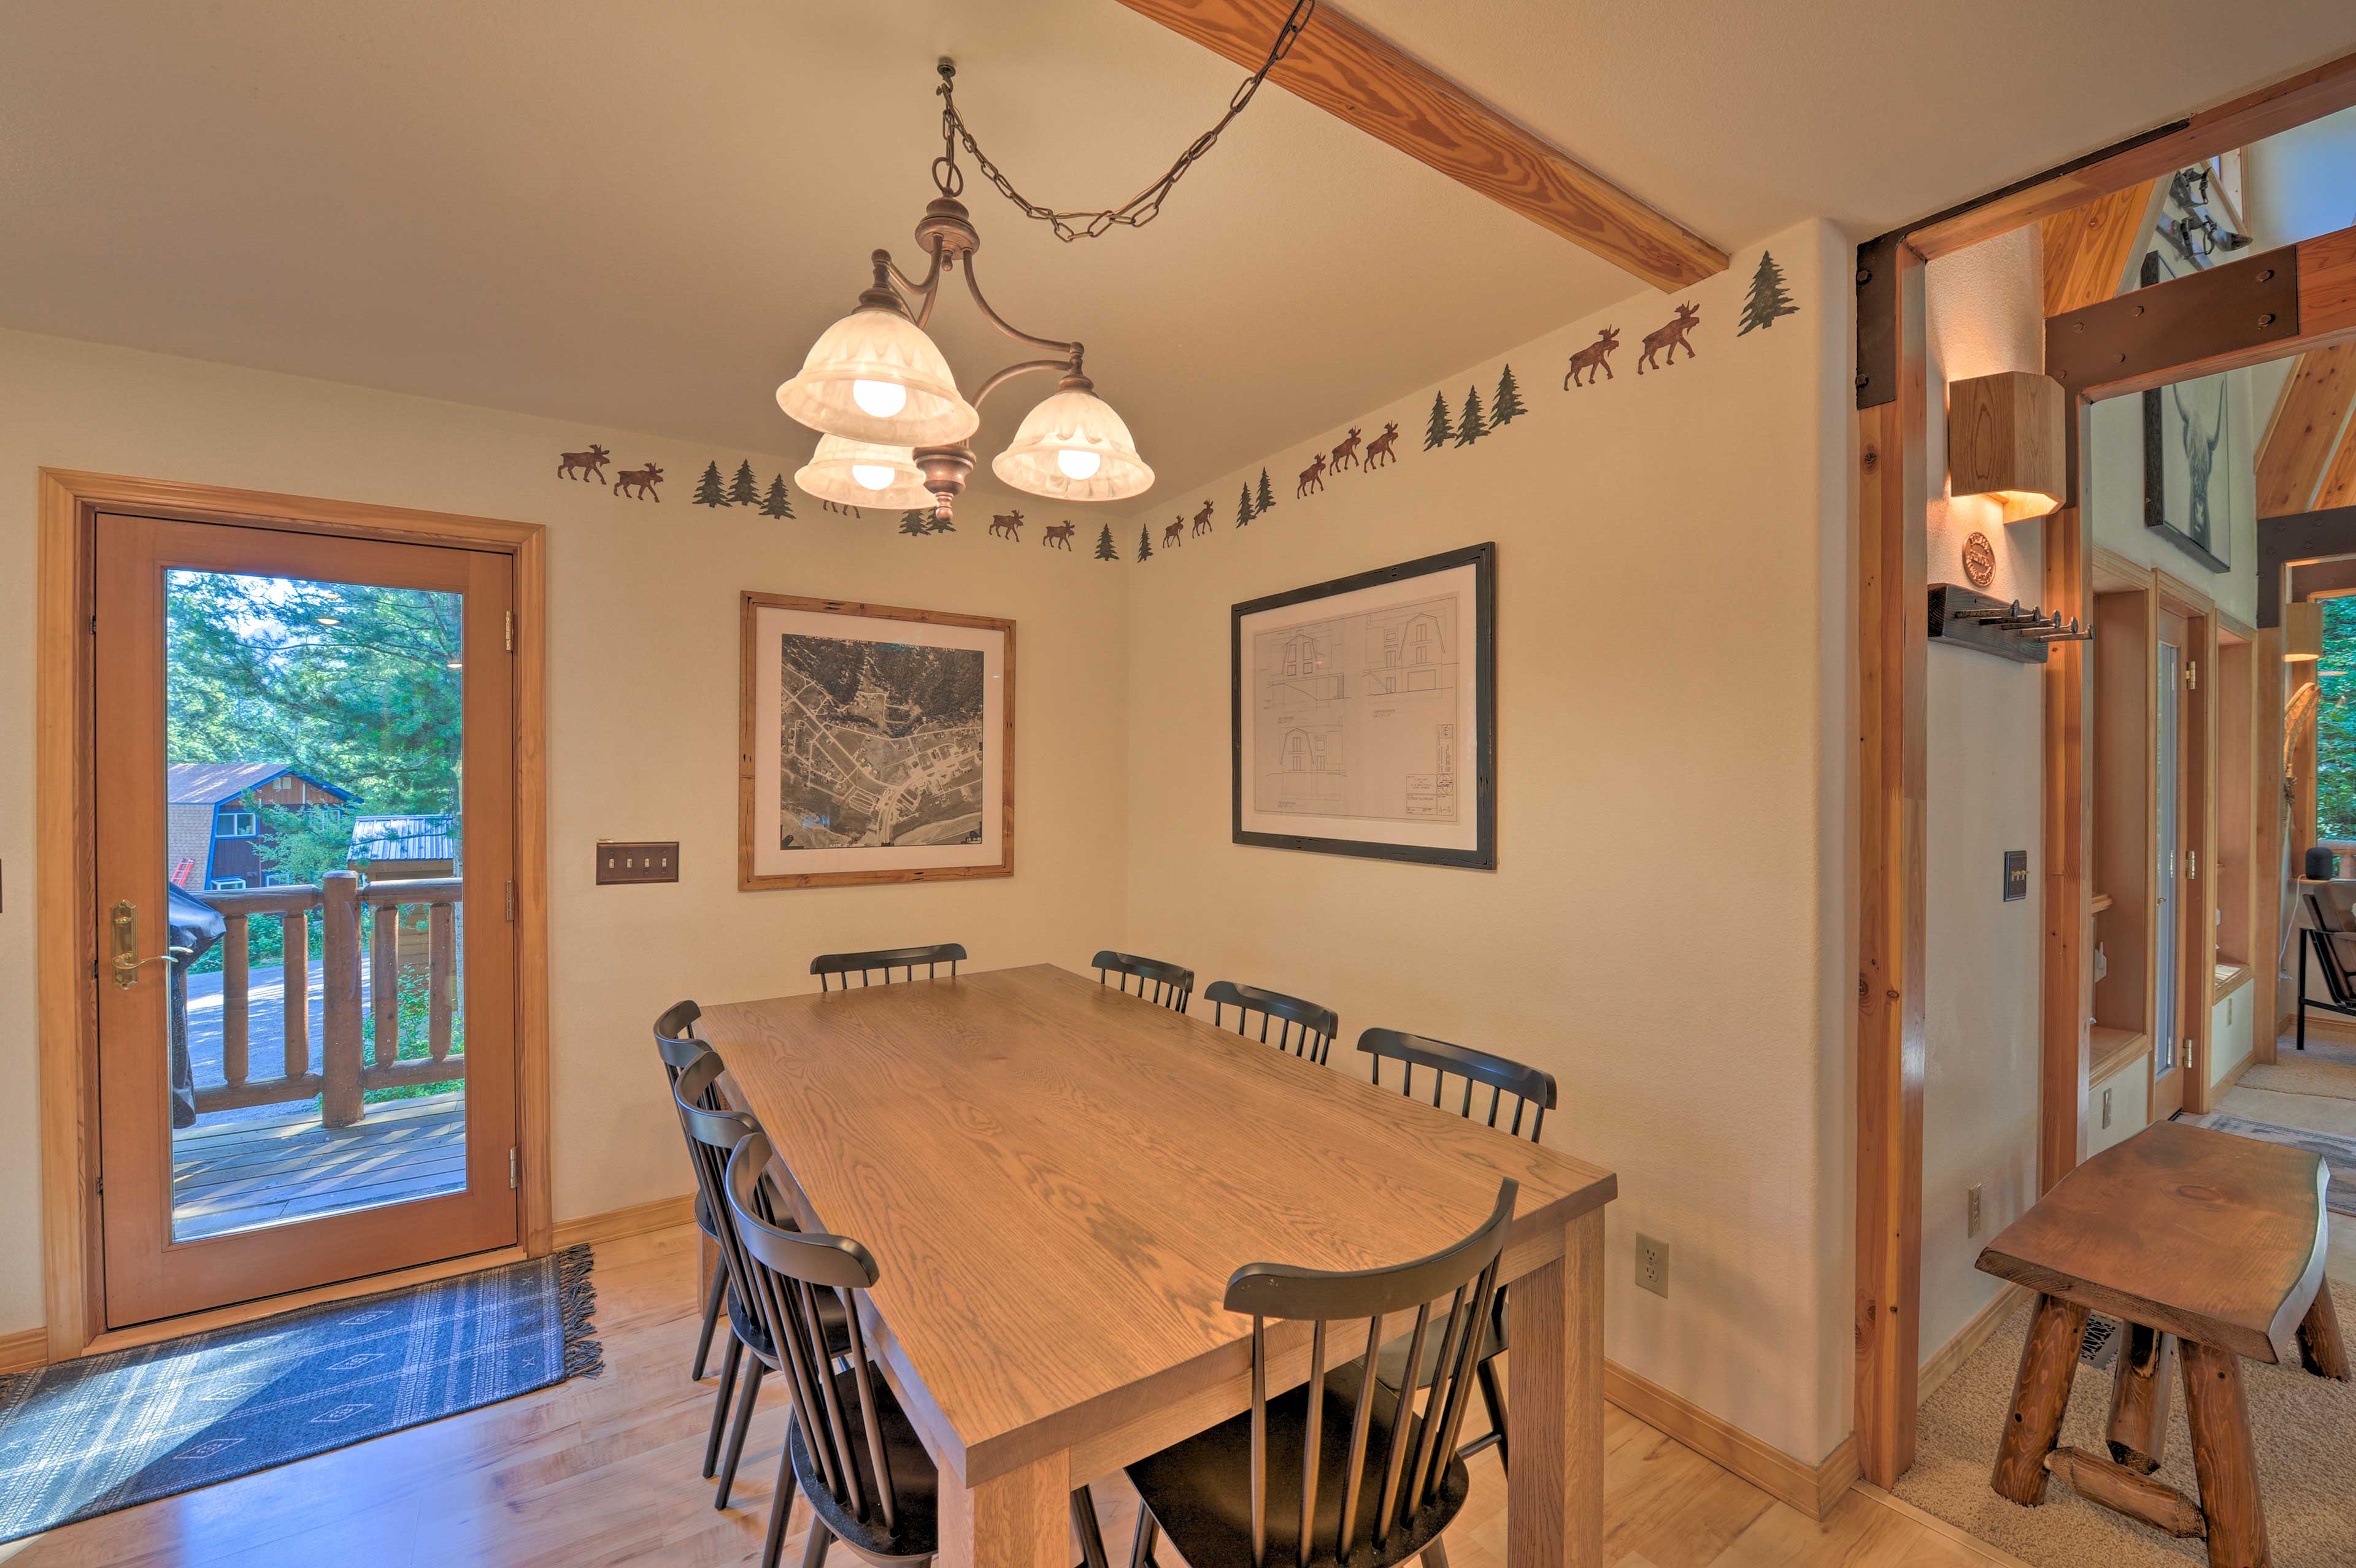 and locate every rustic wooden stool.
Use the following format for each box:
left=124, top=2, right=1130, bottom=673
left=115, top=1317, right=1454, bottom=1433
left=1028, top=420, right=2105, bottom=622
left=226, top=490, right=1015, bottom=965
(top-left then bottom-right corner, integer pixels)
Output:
left=1976, top=1121, right=2348, bottom=1568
